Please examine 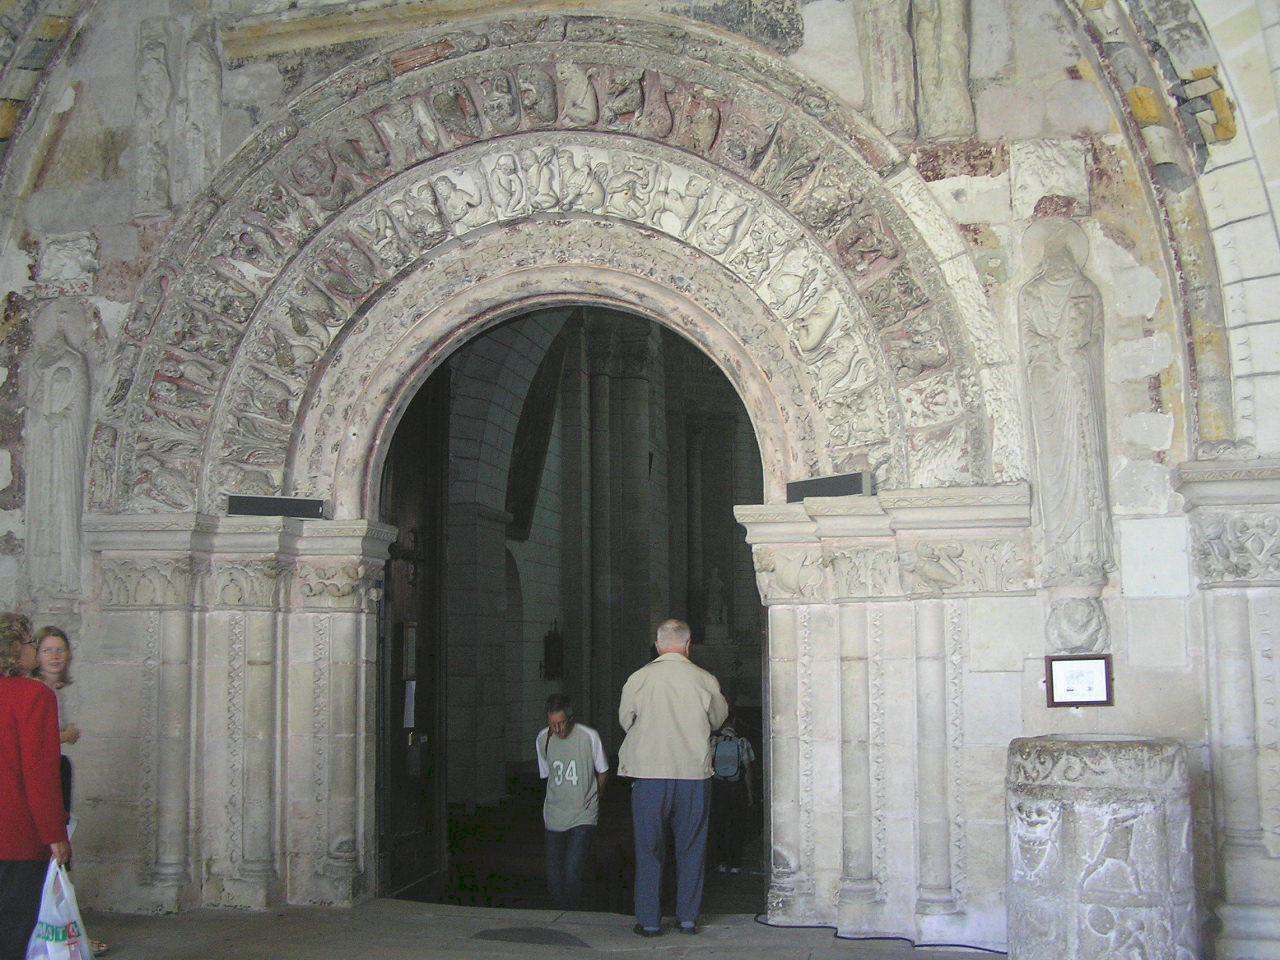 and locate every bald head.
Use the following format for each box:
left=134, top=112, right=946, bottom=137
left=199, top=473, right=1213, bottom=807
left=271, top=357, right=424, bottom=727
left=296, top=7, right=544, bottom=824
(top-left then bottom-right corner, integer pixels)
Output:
left=655, top=619, right=691, bottom=654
